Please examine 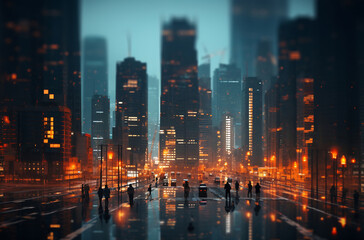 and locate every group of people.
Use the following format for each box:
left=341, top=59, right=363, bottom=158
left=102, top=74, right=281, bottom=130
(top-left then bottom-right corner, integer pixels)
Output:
left=224, top=180, right=261, bottom=202
left=330, top=185, right=360, bottom=209
left=97, top=185, right=111, bottom=209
